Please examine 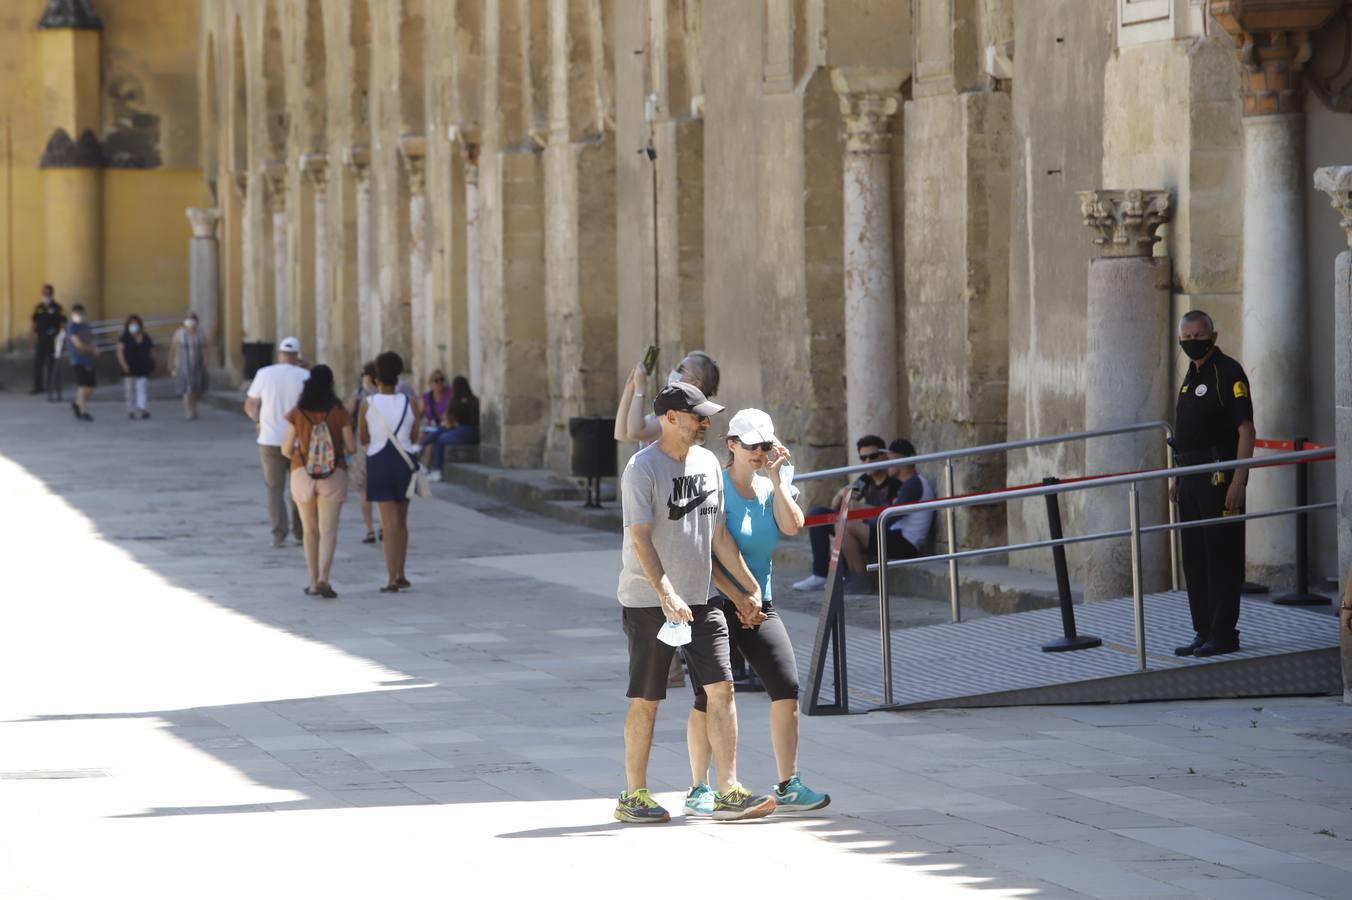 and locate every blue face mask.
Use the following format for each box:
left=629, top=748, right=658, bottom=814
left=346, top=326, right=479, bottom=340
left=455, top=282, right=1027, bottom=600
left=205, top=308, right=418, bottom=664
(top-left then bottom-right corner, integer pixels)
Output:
left=129, top=323, right=141, bottom=334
